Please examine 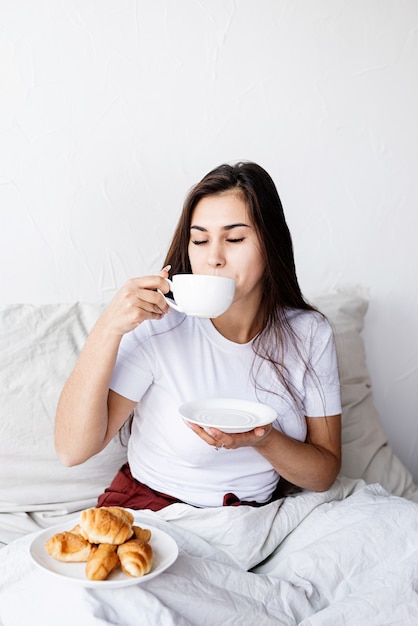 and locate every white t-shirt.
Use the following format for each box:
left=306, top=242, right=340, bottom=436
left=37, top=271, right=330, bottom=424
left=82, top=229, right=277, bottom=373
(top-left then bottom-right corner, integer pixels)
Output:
left=110, top=308, right=341, bottom=507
